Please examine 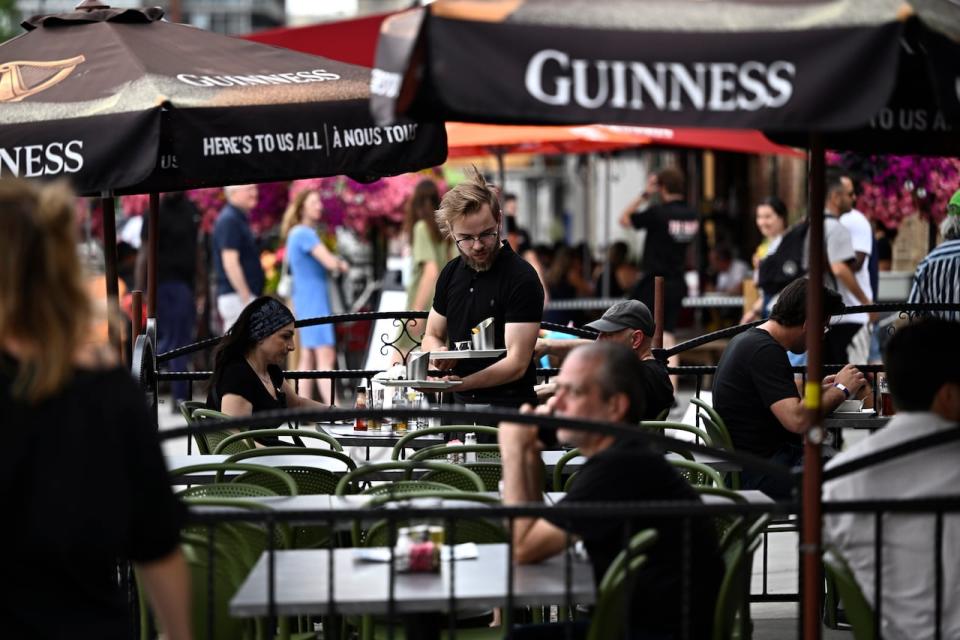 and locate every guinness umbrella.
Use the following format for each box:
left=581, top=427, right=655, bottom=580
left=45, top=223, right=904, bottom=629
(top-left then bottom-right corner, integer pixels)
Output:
left=0, top=2, right=446, bottom=357
left=0, top=3, right=446, bottom=193
left=371, top=0, right=960, bottom=155
left=371, top=3, right=959, bottom=639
